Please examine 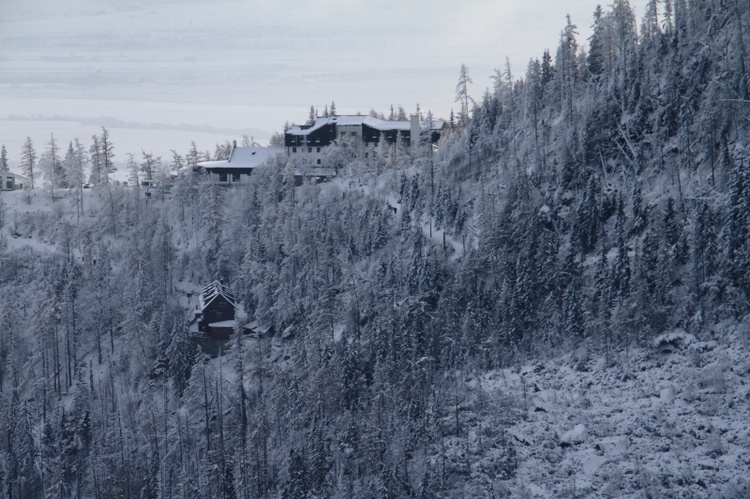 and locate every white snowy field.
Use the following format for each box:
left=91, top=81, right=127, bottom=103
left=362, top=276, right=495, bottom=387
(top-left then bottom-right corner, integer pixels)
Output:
left=0, top=187, right=100, bottom=254
left=475, top=326, right=750, bottom=497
